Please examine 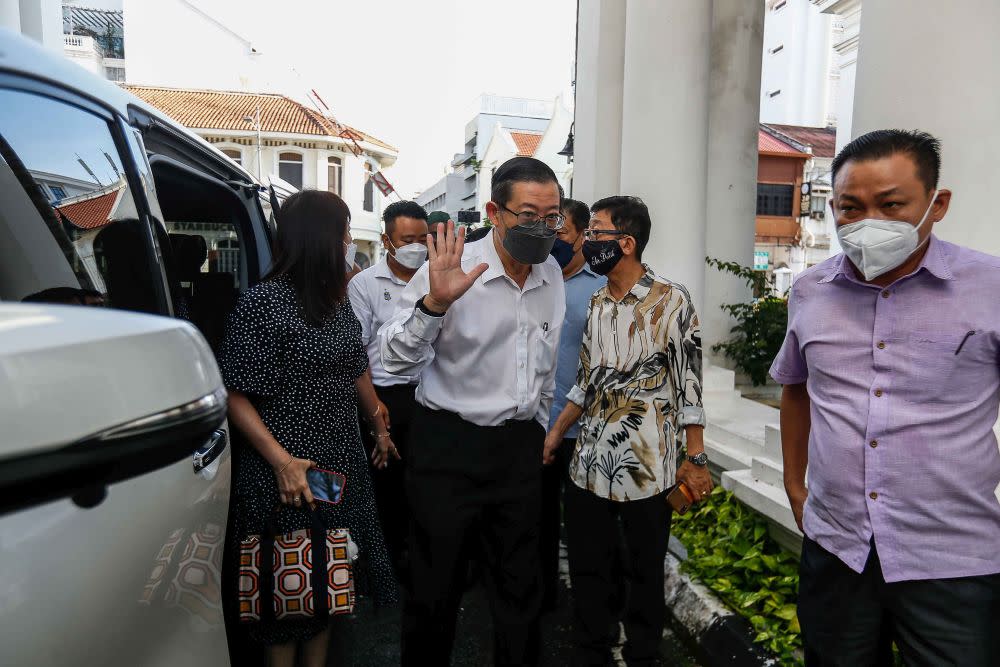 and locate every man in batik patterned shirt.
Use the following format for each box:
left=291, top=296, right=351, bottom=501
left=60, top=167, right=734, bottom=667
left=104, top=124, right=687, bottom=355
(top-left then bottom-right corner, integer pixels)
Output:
left=545, top=195, right=710, bottom=665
